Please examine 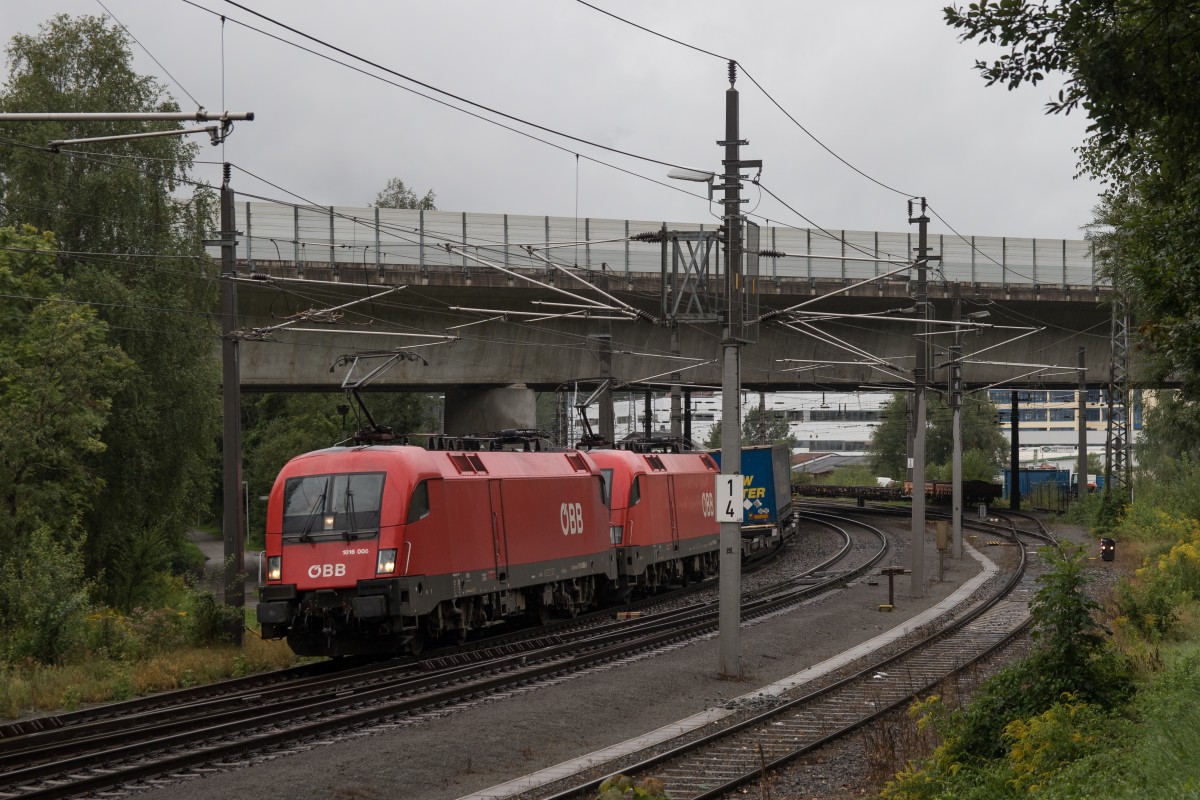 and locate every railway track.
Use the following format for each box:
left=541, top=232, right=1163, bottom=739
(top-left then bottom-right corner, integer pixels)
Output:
left=0, top=524, right=808, bottom=745
left=524, top=510, right=1052, bottom=800
left=0, top=522, right=883, bottom=800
